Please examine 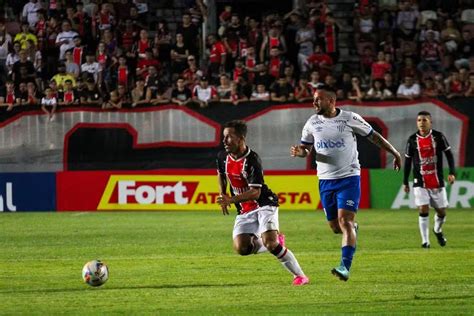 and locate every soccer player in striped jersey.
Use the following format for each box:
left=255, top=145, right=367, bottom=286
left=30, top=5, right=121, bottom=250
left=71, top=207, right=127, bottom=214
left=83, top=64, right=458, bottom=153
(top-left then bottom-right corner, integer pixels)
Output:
left=216, top=120, right=309, bottom=286
left=403, top=111, right=456, bottom=248
left=290, top=86, right=402, bottom=281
